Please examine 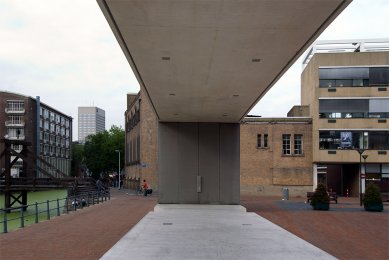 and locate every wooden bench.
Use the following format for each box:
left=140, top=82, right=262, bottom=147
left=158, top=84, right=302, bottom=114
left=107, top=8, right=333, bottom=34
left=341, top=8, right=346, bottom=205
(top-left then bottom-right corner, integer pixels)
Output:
left=306, top=191, right=338, bottom=204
